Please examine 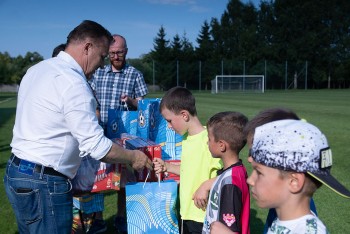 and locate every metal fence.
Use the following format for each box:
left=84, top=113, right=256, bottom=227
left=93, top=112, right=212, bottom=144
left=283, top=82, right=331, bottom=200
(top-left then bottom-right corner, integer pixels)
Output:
left=139, top=59, right=339, bottom=91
